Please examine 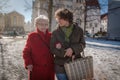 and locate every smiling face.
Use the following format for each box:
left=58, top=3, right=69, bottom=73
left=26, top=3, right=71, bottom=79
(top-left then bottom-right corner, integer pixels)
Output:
left=55, top=8, right=73, bottom=27
left=36, top=19, right=49, bottom=33
left=35, top=15, right=49, bottom=33
left=56, top=16, right=69, bottom=27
